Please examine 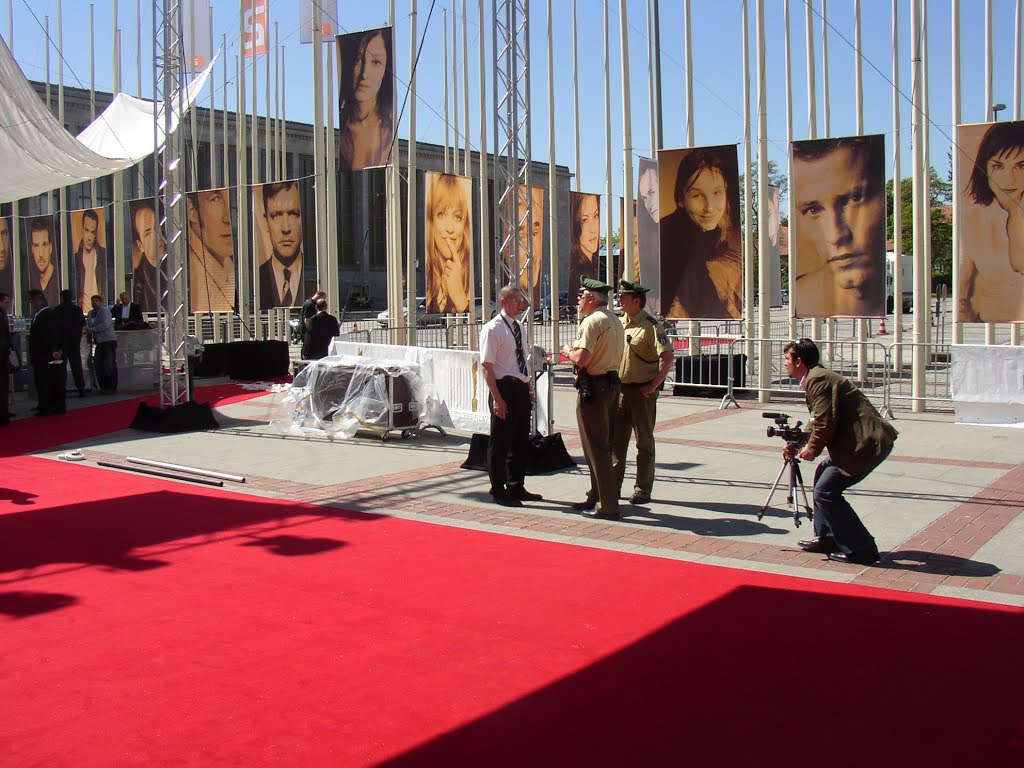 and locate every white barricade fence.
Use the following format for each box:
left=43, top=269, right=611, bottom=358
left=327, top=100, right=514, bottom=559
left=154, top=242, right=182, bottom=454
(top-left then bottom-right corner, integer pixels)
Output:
left=950, top=344, right=1024, bottom=426
left=328, top=339, right=492, bottom=434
